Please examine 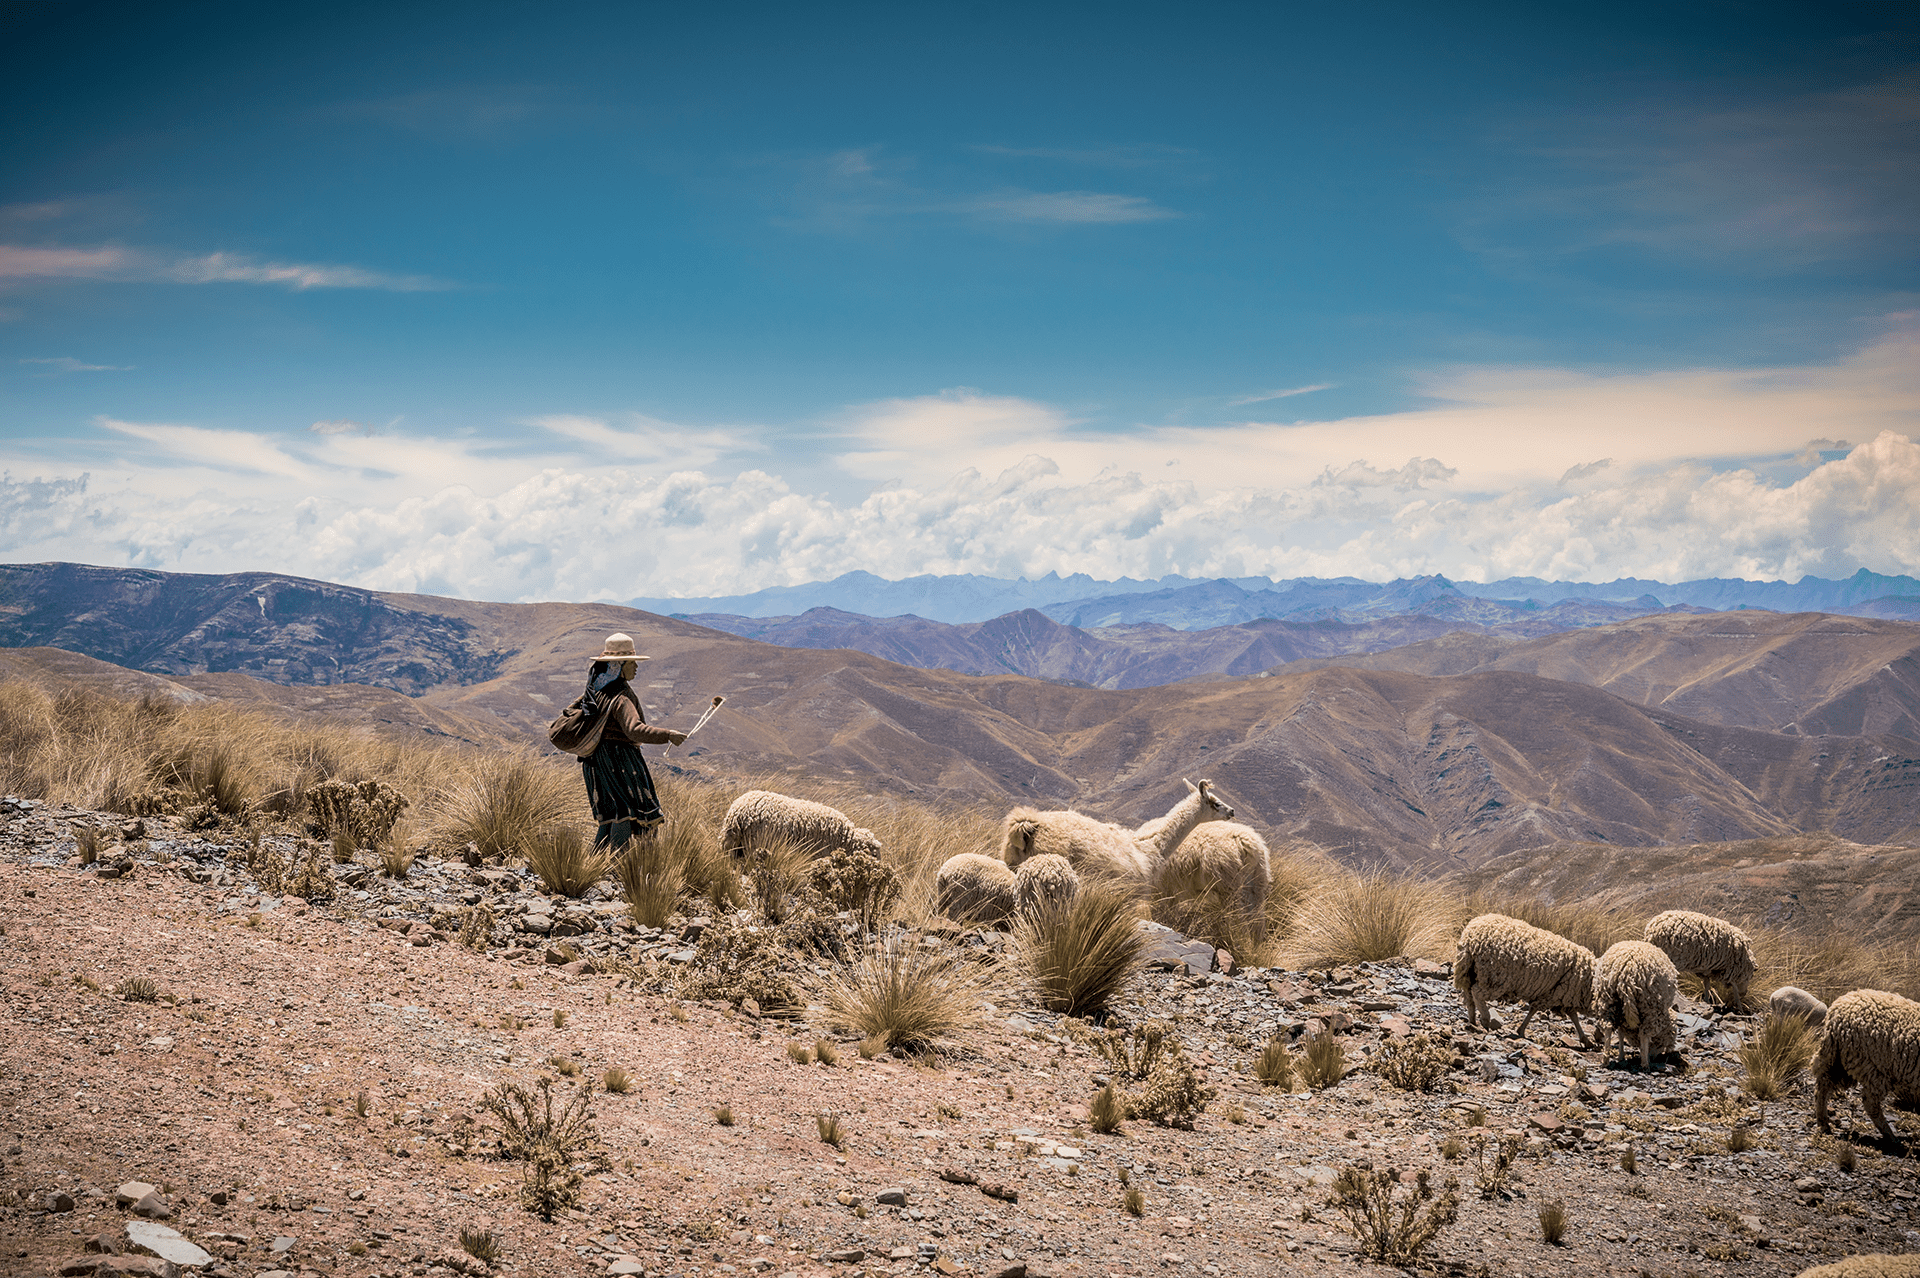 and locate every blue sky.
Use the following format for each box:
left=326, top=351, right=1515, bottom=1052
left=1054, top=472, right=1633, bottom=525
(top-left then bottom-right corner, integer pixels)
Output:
left=2, top=1, right=1917, bottom=601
